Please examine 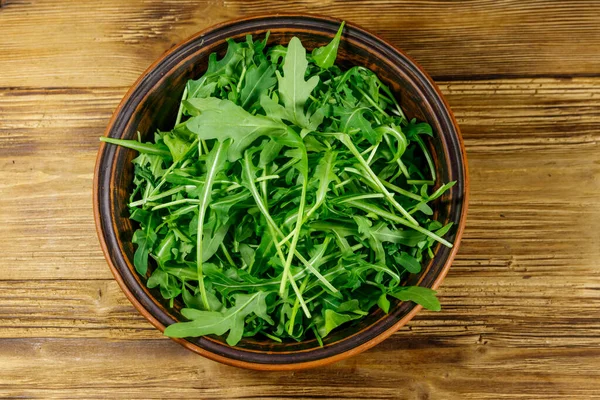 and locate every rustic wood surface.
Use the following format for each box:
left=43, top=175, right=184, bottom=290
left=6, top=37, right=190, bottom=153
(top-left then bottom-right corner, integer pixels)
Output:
left=1, top=0, right=599, bottom=398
